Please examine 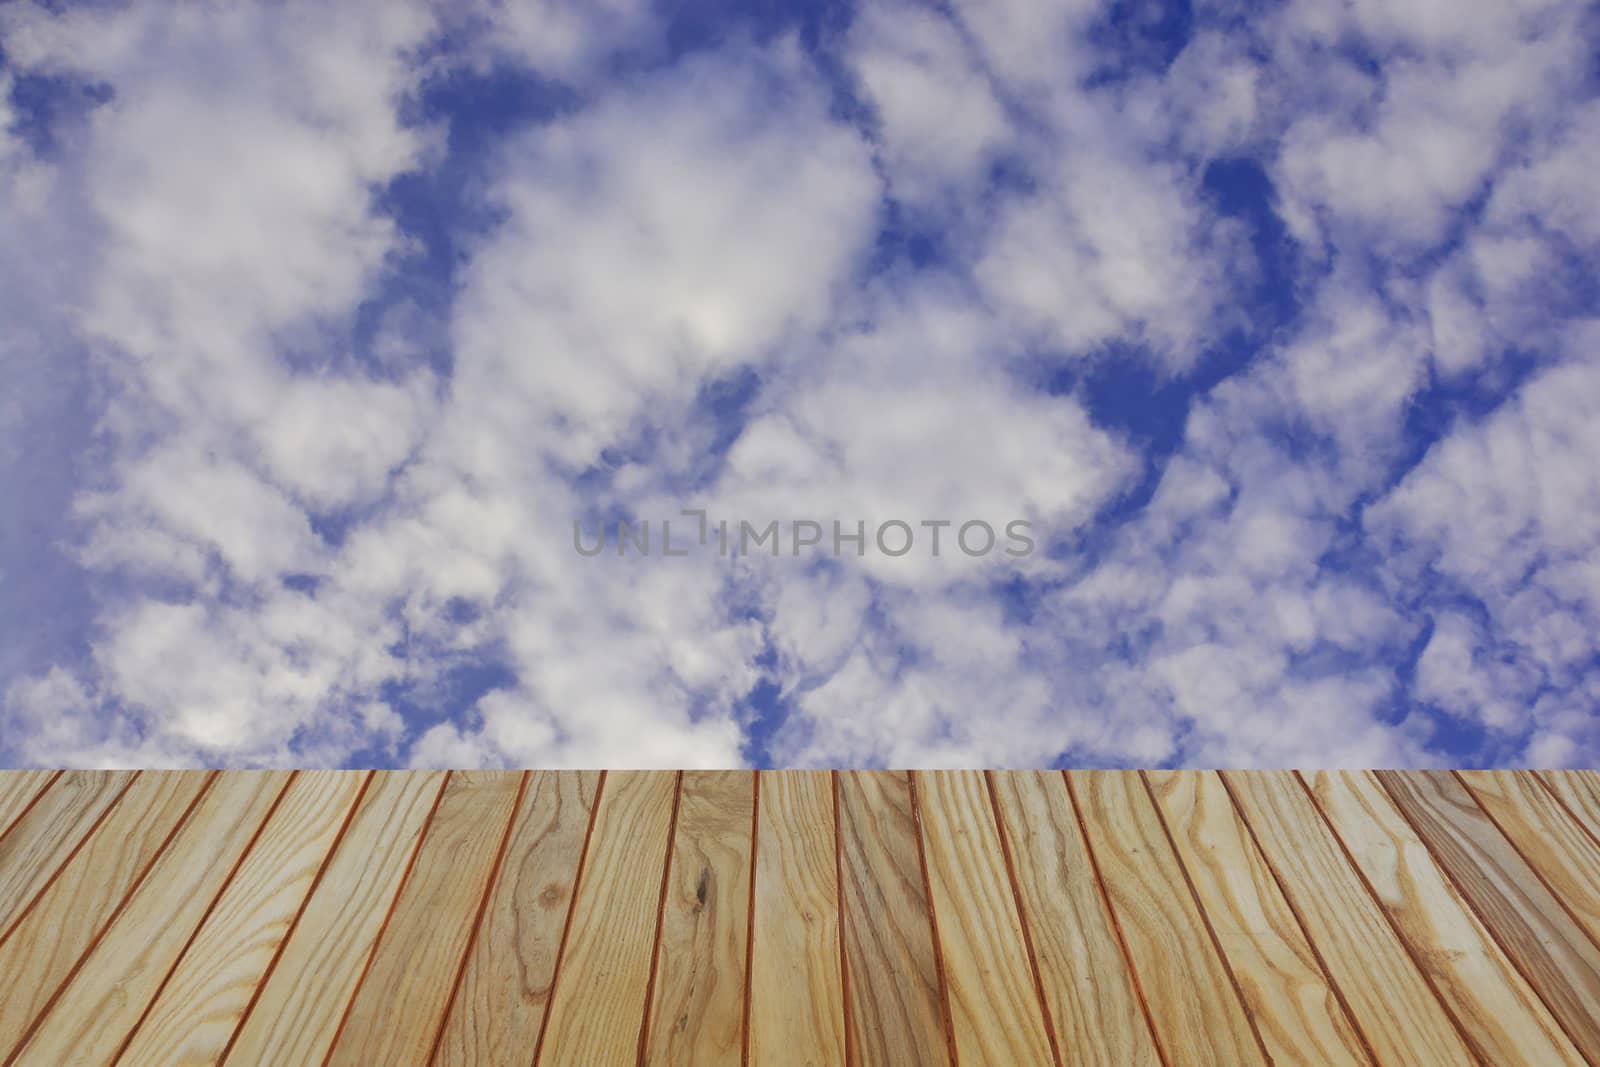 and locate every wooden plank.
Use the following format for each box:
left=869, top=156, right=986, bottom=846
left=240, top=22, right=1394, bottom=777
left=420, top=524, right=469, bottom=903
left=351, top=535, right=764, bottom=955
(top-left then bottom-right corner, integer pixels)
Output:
left=988, top=771, right=1160, bottom=1067
left=0, top=770, right=137, bottom=935
left=1068, top=770, right=1264, bottom=1066
left=114, top=771, right=369, bottom=1067
left=7, top=770, right=293, bottom=1067
left=326, top=770, right=524, bottom=1065
left=643, top=770, right=755, bottom=1067
left=220, top=769, right=448, bottom=1066
left=917, top=770, right=1057, bottom=1067
left=1533, top=771, right=1600, bottom=872
left=746, top=771, right=845, bottom=1067
left=1146, top=770, right=1369, bottom=1066
left=1220, top=771, right=1476, bottom=1065
left=434, top=770, right=600, bottom=1067
left=1311, top=770, right=1583, bottom=1065
left=1464, top=772, right=1600, bottom=959
left=0, top=772, right=59, bottom=843
left=836, top=770, right=951, bottom=1067
left=1376, top=769, right=1600, bottom=1062
left=14, top=766, right=1600, bottom=1062
left=538, top=770, right=680, bottom=1067
left=0, top=771, right=212, bottom=1060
